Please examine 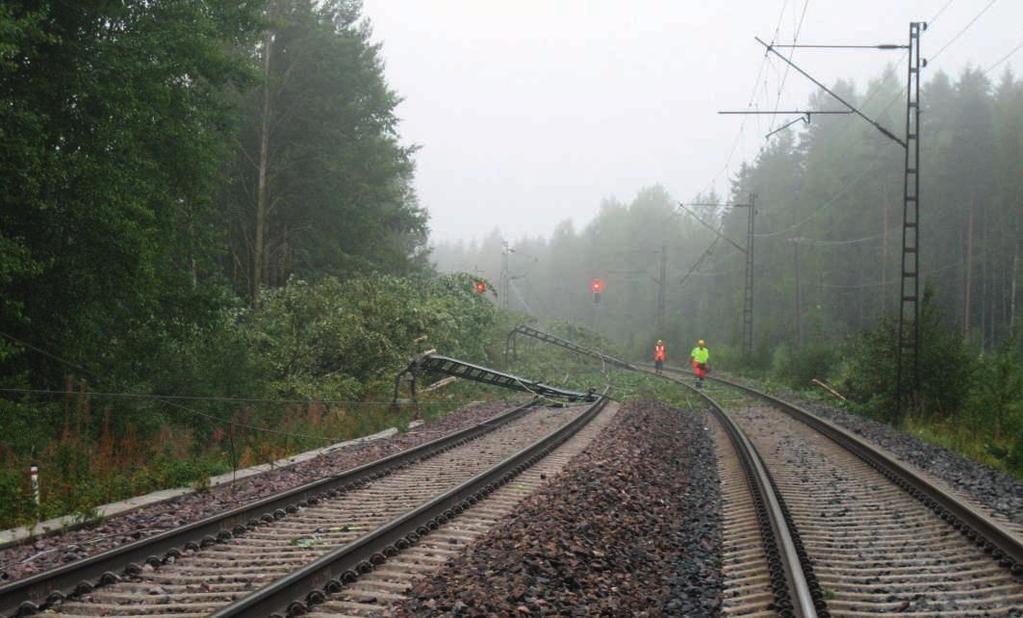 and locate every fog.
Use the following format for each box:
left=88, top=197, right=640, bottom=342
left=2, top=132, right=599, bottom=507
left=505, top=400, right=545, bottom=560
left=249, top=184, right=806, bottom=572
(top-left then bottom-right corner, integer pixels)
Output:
left=360, top=0, right=1023, bottom=243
